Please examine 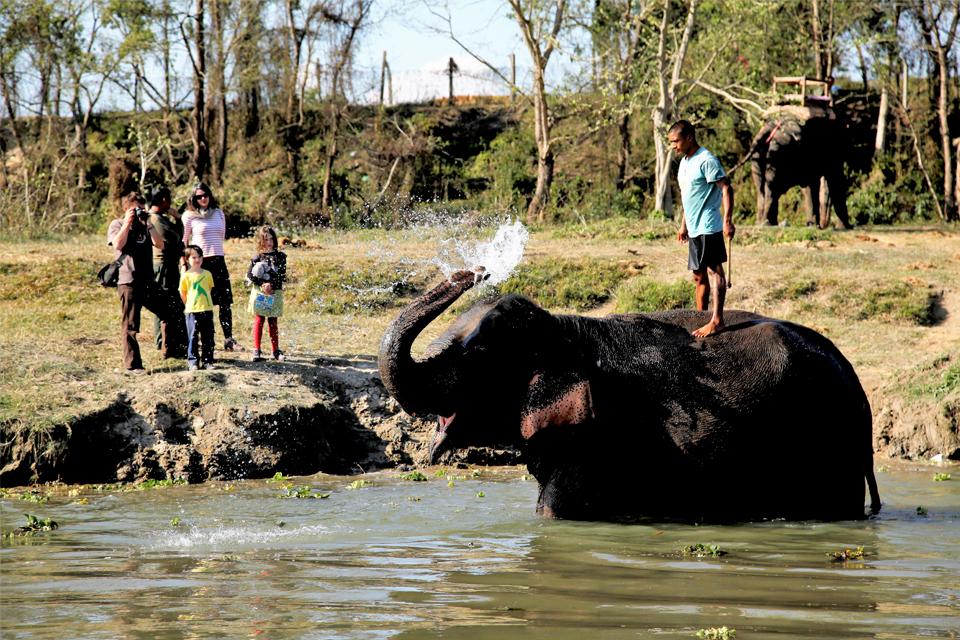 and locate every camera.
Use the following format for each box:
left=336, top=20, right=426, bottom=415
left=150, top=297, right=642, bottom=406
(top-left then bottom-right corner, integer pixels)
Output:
left=134, top=207, right=150, bottom=223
